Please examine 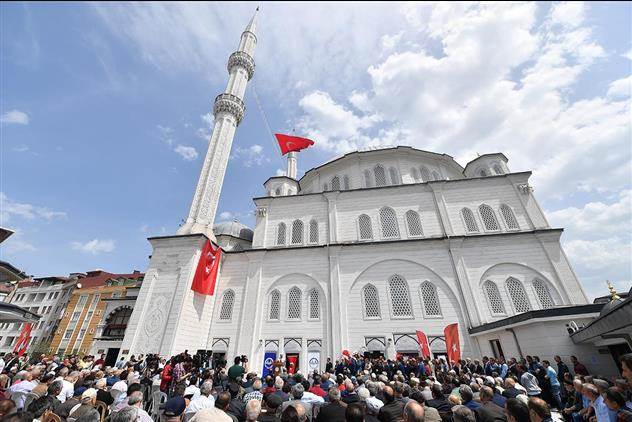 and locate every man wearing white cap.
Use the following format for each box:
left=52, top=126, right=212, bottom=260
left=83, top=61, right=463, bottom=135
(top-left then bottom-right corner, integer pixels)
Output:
left=68, top=388, right=100, bottom=422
